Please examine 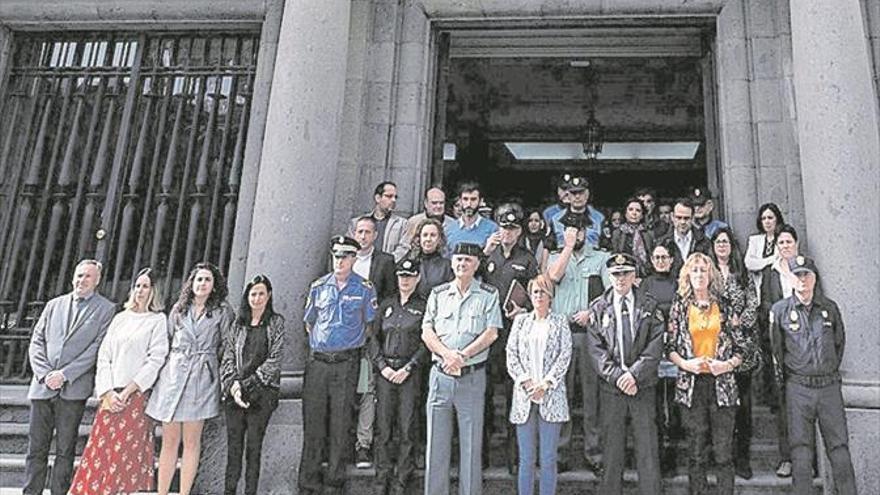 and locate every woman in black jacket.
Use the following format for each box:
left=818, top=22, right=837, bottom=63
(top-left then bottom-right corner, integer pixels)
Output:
left=220, top=274, right=285, bottom=495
